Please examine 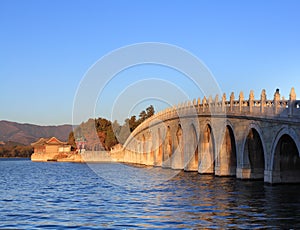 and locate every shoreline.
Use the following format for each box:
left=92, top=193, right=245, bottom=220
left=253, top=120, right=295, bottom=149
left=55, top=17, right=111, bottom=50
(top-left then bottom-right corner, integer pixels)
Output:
left=30, top=150, right=123, bottom=163
left=0, top=157, right=30, bottom=159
